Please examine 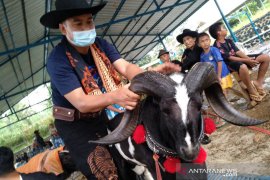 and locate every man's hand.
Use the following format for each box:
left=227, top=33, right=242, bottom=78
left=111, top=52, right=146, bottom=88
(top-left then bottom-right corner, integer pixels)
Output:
left=148, top=62, right=181, bottom=74
left=110, top=84, right=140, bottom=110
